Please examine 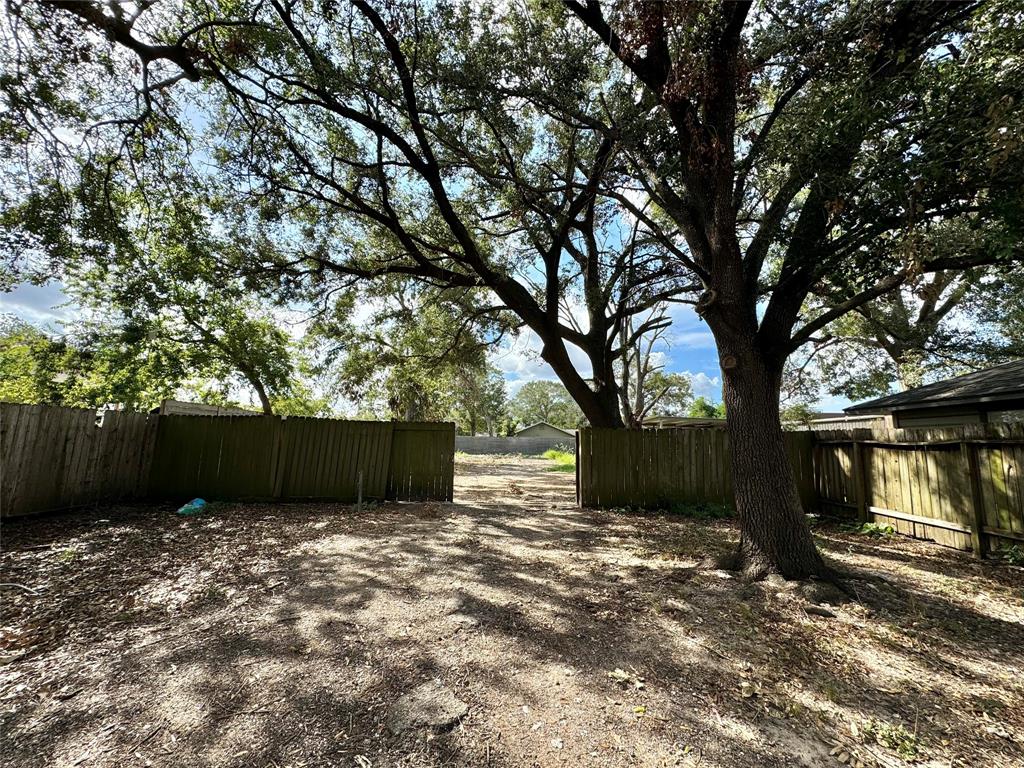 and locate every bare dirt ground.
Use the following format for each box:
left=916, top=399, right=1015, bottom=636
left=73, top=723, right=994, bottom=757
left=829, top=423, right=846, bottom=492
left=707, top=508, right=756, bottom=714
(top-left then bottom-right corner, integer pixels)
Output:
left=2, top=454, right=1023, bottom=768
